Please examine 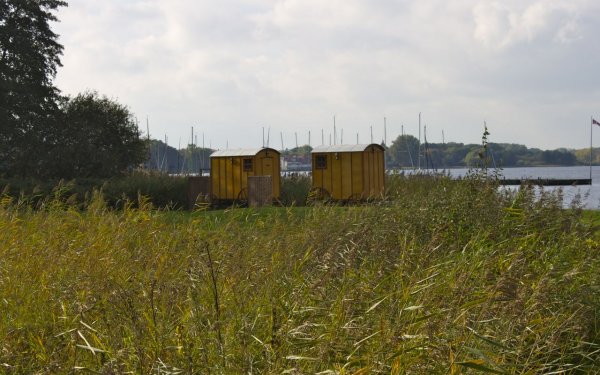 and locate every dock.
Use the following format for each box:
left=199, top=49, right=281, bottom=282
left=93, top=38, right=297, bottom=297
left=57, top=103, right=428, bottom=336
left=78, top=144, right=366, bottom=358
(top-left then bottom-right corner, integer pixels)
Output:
left=498, top=178, right=592, bottom=186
